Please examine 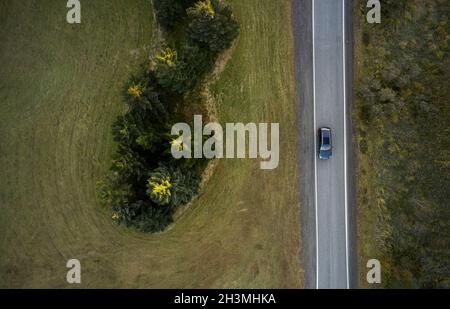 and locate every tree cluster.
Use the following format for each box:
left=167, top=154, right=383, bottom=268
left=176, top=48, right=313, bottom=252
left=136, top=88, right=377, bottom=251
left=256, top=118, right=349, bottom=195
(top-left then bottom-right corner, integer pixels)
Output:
left=98, top=0, right=239, bottom=232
